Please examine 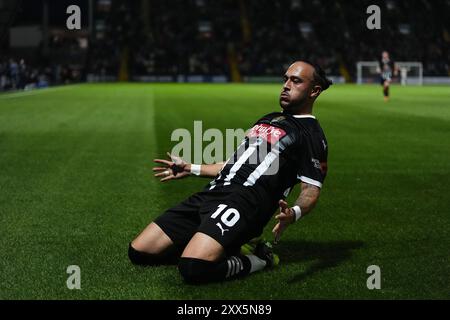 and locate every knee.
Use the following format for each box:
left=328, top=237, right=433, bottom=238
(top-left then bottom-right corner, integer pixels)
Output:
left=178, top=257, right=214, bottom=284
left=128, top=243, right=159, bottom=266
